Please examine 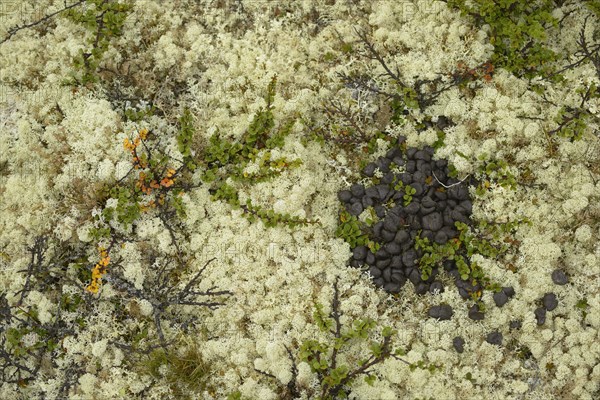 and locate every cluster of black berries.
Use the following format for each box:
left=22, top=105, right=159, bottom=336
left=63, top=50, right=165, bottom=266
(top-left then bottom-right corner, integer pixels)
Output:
left=337, top=136, right=476, bottom=296
left=450, top=269, right=569, bottom=353
left=336, top=134, right=574, bottom=355
left=534, top=269, right=568, bottom=325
